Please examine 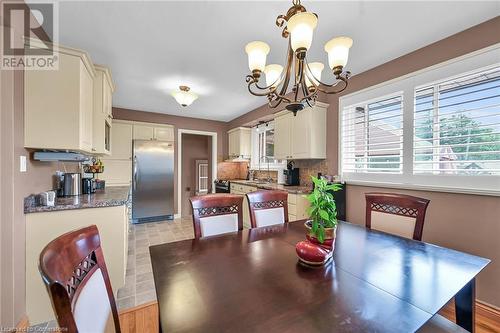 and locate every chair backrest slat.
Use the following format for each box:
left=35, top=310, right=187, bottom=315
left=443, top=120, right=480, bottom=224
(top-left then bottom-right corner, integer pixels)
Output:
left=246, top=190, right=289, bottom=228
left=39, top=225, right=120, bottom=333
left=365, top=192, right=430, bottom=241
